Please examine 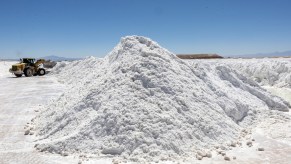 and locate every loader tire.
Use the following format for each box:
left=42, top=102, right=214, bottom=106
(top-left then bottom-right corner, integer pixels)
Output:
left=38, top=68, right=46, bottom=76
left=24, top=68, right=33, bottom=77
left=14, top=73, right=22, bottom=77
